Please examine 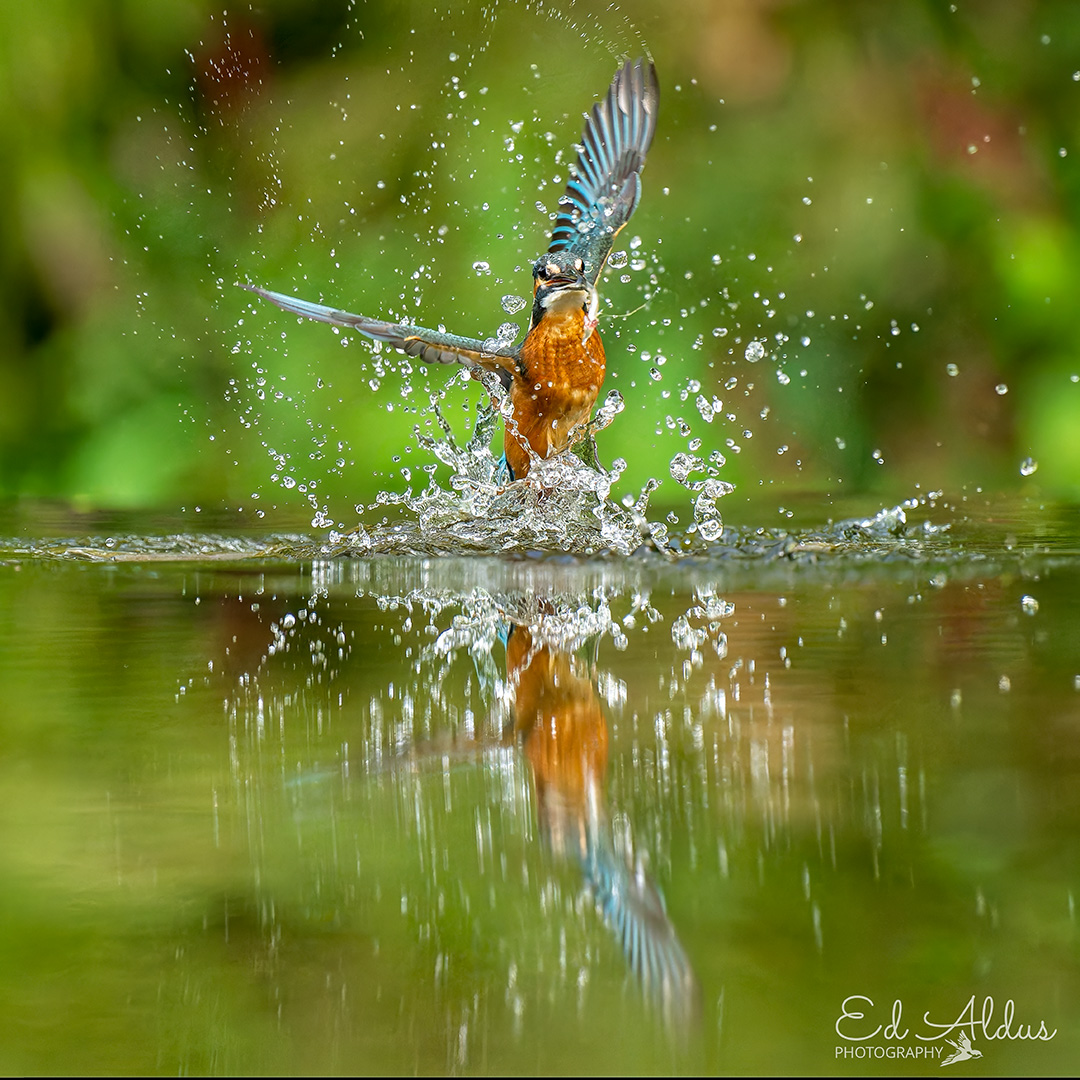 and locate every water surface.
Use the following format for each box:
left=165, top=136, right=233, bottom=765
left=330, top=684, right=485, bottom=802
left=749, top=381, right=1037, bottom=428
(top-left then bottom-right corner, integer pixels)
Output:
left=1, top=500, right=1077, bottom=1074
